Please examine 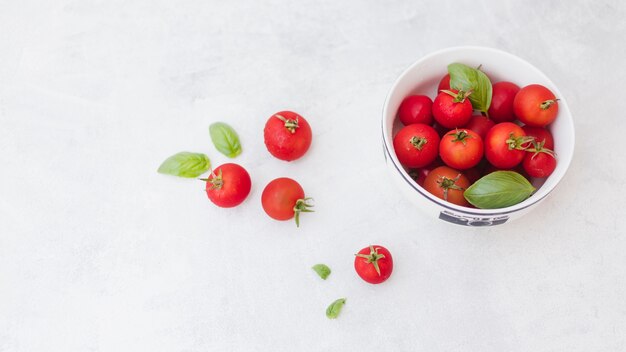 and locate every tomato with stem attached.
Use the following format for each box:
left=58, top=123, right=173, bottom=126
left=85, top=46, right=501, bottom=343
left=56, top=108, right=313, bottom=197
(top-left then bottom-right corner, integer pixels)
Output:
left=432, top=89, right=473, bottom=129
left=203, top=163, right=251, bottom=208
left=393, top=123, right=440, bottom=168
left=522, top=126, right=554, bottom=150
left=423, top=166, right=471, bottom=207
left=264, top=111, right=312, bottom=161
left=485, top=122, right=534, bottom=169
left=513, top=84, right=559, bottom=127
left=261, top=177, right=313, bottom=227
left=523, top=140, right=557, bottom=178
left=439, top=129, right=484, bottom=170
left=354, top=245, right=393, bottom=284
